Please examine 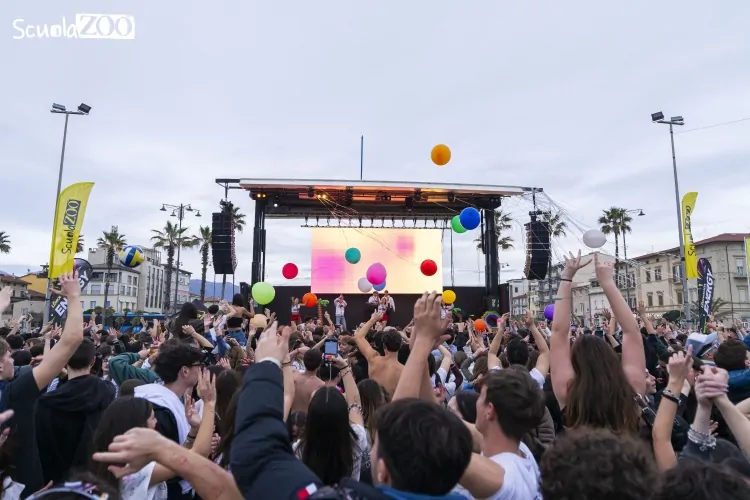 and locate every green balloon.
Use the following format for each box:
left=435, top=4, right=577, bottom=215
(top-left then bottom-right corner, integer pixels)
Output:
left=252, top=281, right=276, bottom=305
left=451, top=215, right=467, bottom=233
